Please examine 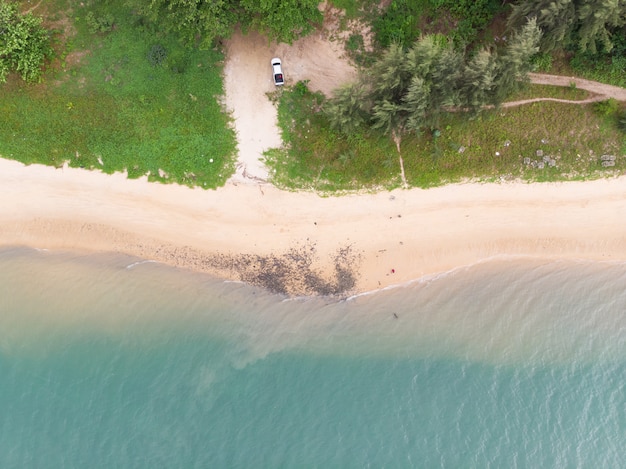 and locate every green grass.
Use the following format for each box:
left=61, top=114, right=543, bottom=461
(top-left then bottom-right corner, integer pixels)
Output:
left=401, top=102, right=624, bottom=186
left=570, top=54, right=626, bottom=88
left=0, top=0, right=237, bottom=188
left=266, top=86, right=399, bottom=191
left=267, top=84, right=625, bottom=191
left=329, top=0, right=366, bottom=18
left=543, top=50, right=626, bottom=89
left=507, top=83, right=591, bottom=101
